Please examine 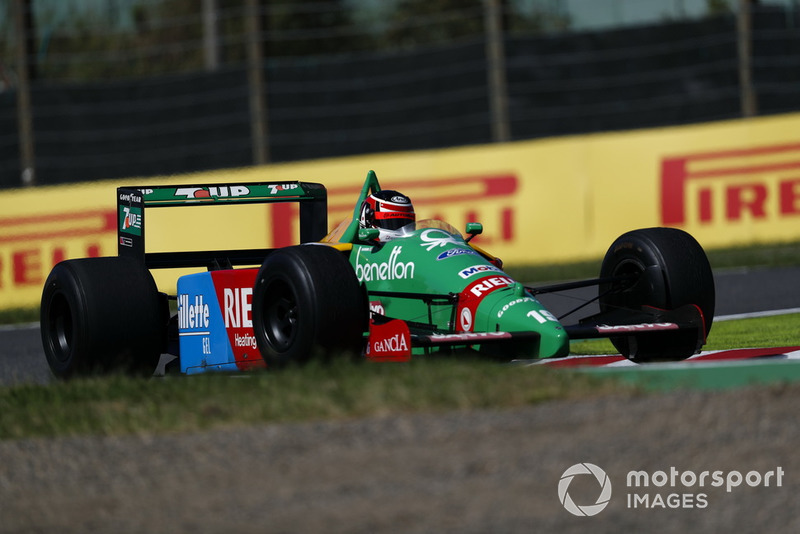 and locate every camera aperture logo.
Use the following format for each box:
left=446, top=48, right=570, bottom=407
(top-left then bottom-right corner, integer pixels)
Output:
left=558, top=463, right=612, bottom=517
